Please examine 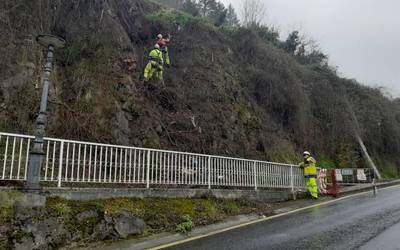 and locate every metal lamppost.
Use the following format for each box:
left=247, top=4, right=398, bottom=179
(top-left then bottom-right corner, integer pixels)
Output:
left=25, top=34, right=65, bottom=190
